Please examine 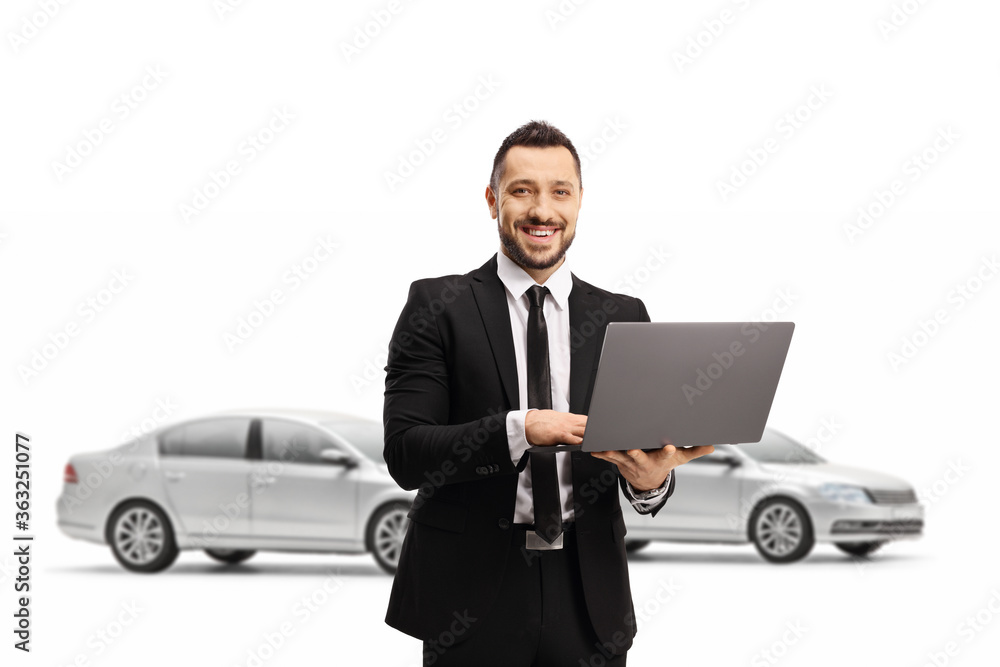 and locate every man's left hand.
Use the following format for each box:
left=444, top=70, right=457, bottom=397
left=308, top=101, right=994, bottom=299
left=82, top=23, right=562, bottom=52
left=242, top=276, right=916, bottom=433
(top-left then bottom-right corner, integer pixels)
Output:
left=591, top=444, right=716, bottom=492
